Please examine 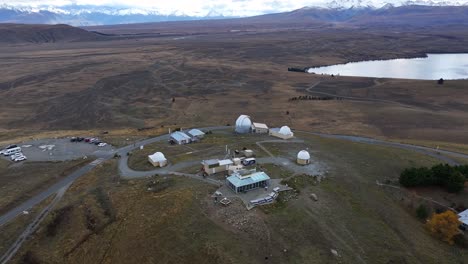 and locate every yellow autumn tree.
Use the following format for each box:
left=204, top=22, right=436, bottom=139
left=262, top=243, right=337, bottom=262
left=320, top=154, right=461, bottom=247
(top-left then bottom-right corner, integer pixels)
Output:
left=425, top=210, right=461, bottom=245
